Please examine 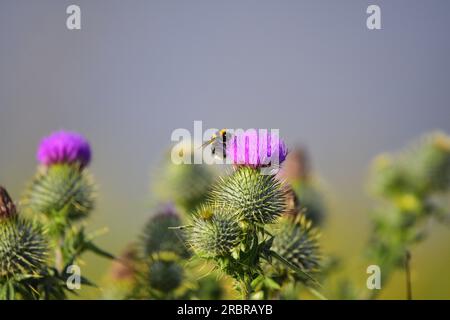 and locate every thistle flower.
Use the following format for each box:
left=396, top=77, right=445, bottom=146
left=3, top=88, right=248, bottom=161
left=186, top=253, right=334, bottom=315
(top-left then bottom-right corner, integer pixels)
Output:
left=271, top=215, right=321, bottom=274
left=148, top=259, right=183, bottom=293
left=37, top=130, right=91, bottom=168
left=0, top=186, right=17, bottom=220
left=142, top=203, right=190, bottom=258
left=226, top=130, right=288, bottom=168
left=188, top=205, right=243, bottom=258
left=23, top=164, right=95, bottom=220
left=211, top=166, right=287, bottom=224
